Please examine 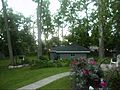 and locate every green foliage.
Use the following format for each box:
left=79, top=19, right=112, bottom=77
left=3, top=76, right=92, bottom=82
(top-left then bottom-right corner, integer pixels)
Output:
left=46, top=37, right=61, bottom=48
left=104, top=68, right=120, bottom=90
left=31, top=60, right=54, bottom=69
left=0, top=9, right=36, bottom=57
left=96, top=57, right=111, bottom=64
left=41, top=0, right=54, bottom=40
left=65, top=23, right=90, bottom=47
left=54, top=59, right=70, bottom=67
left=30, top=57, right=70, bottom=69
left=1, top=0, right=120, bottom=59
left=20, top=59, right=29, bottom=65
left=54, top=0, right=120, bottom=53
